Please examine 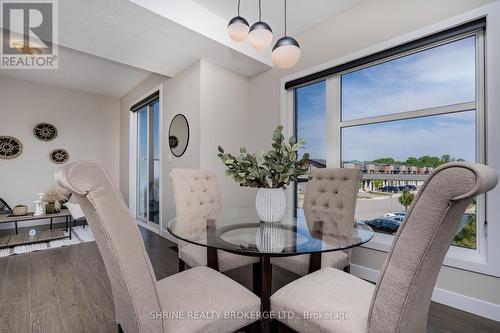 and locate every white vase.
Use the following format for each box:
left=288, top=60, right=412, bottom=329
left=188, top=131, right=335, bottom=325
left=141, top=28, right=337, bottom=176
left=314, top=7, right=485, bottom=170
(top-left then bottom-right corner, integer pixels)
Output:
left=255, top=188, right=286, bottom=223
